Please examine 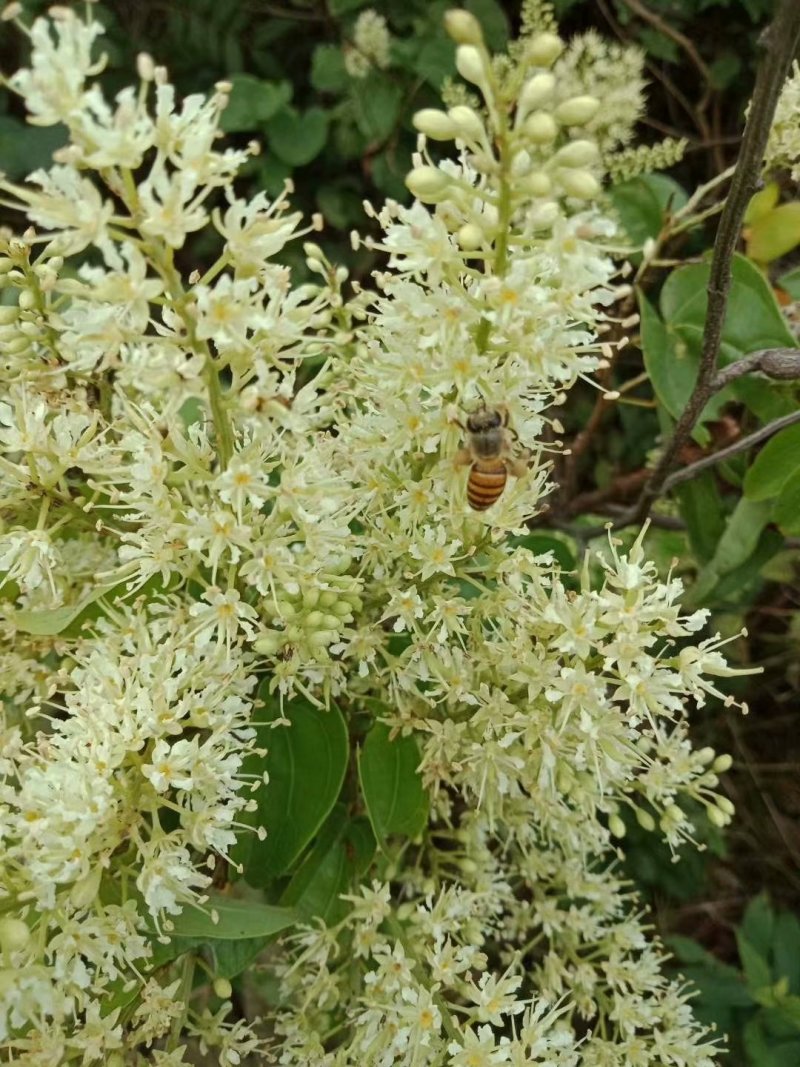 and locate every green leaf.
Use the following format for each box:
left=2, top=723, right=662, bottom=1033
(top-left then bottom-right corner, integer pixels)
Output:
left=465, top=0, right=509, bottom=49
left=329, top=0, right=369, bottom=12
left=266, top=107, right=329, bottom=167
left=738, top=933, right=773, bottom=993
left=415, top=38, right=456, bottom=88
left=658, top=254, right=796, bottom=426
left=778, top=265, right=800, bottom=300
left=745, top=181, right=780, bottom=225
left=638, top=290, right=700, bottom=422
left=0, top=117, right=67, bottom=180
left=508, top=533, right=576, bottom=571
left=747, top=202, right=800, bottom=264
left=773, top=467, right=800, bottom=535
left=170, top=895, right=298, bottom=940
left=708, top=52, right=742, bottom=90
left=612, top=174, right=688, bottom=253
left=358, top=722, right=429, bottom=848
left=281, top=805, right=376, bottom=924
left=353, top=75, right=402, bottom=143
left=741, top=893, right=777, bottom=958
left=244, top=694, right=348, bottom=886
left=12, top=581, right=123, bottom=636
left=311, top=44, right=349, bottom=93
left=774, top=912, right=800, bottom=993
left=690, top=497, right=774, bottom=604
left=744, top=424, right=800, bottom=502
left=674, top=473, right=726, bottom=564
left=210, top=936, right=273, bottom=980
left=220, top=76, right=291, bottom=132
